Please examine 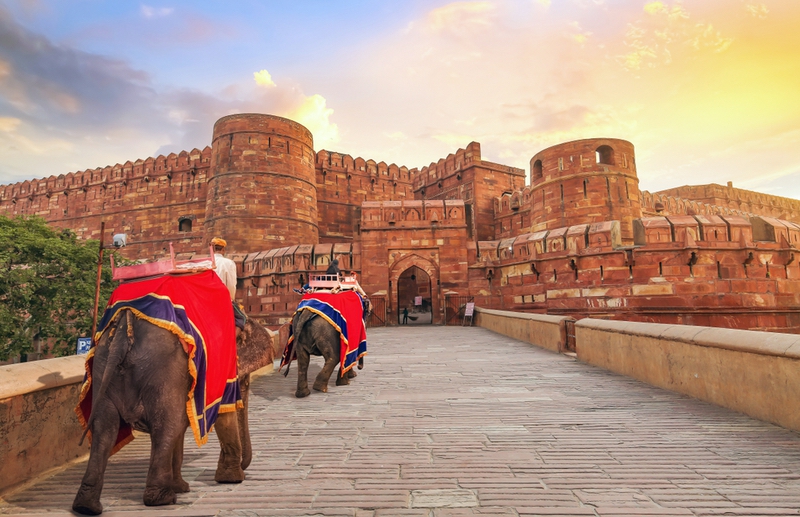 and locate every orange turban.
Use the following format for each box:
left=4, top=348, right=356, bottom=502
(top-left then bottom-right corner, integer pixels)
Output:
left=210, top=237, right=227, bottom=248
